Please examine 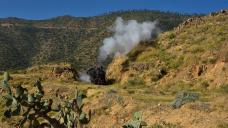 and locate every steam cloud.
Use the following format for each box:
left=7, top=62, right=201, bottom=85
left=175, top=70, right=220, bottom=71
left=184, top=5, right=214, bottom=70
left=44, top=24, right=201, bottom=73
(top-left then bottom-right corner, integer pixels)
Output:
left=79, top=73, right=91, bottom=82
left=98, top=17, right=159, bottom=61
